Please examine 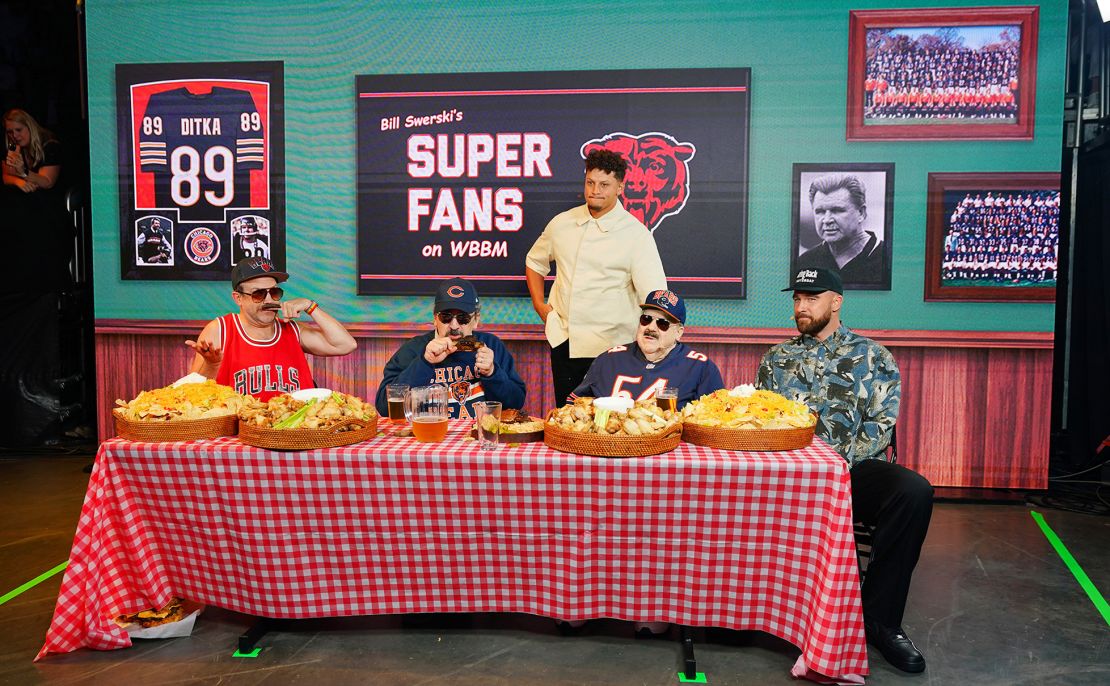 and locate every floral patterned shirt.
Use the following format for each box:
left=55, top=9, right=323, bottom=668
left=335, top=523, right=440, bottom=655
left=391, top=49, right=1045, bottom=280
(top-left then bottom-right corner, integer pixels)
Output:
left=756, top=324, right=900, bottom=466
